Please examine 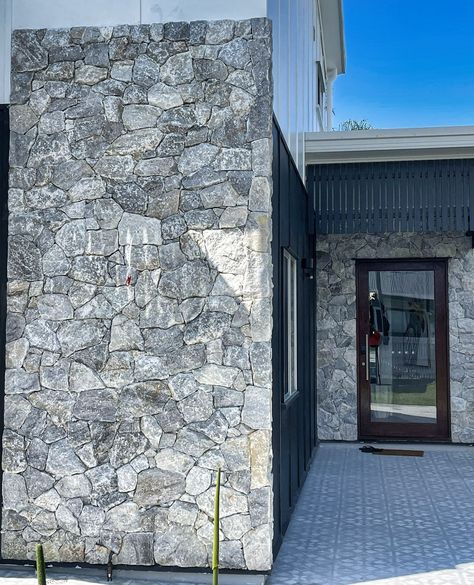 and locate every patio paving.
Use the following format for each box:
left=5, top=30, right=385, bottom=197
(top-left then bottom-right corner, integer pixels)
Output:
left=269, top=442, right=474, bottom=585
